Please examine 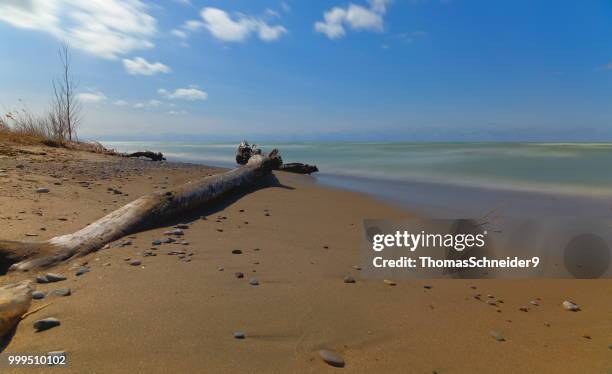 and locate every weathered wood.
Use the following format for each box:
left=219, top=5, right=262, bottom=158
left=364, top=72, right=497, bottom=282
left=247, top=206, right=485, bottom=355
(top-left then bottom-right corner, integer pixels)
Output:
left=278, top=163, right=318, bottom=174
left=0, top=149, right=282, bottom=273
left=125, top=151, right=165, bottom=161
left=0, top=280, right=33, bottom=338
left=236, top=141, right=318, bottom=174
